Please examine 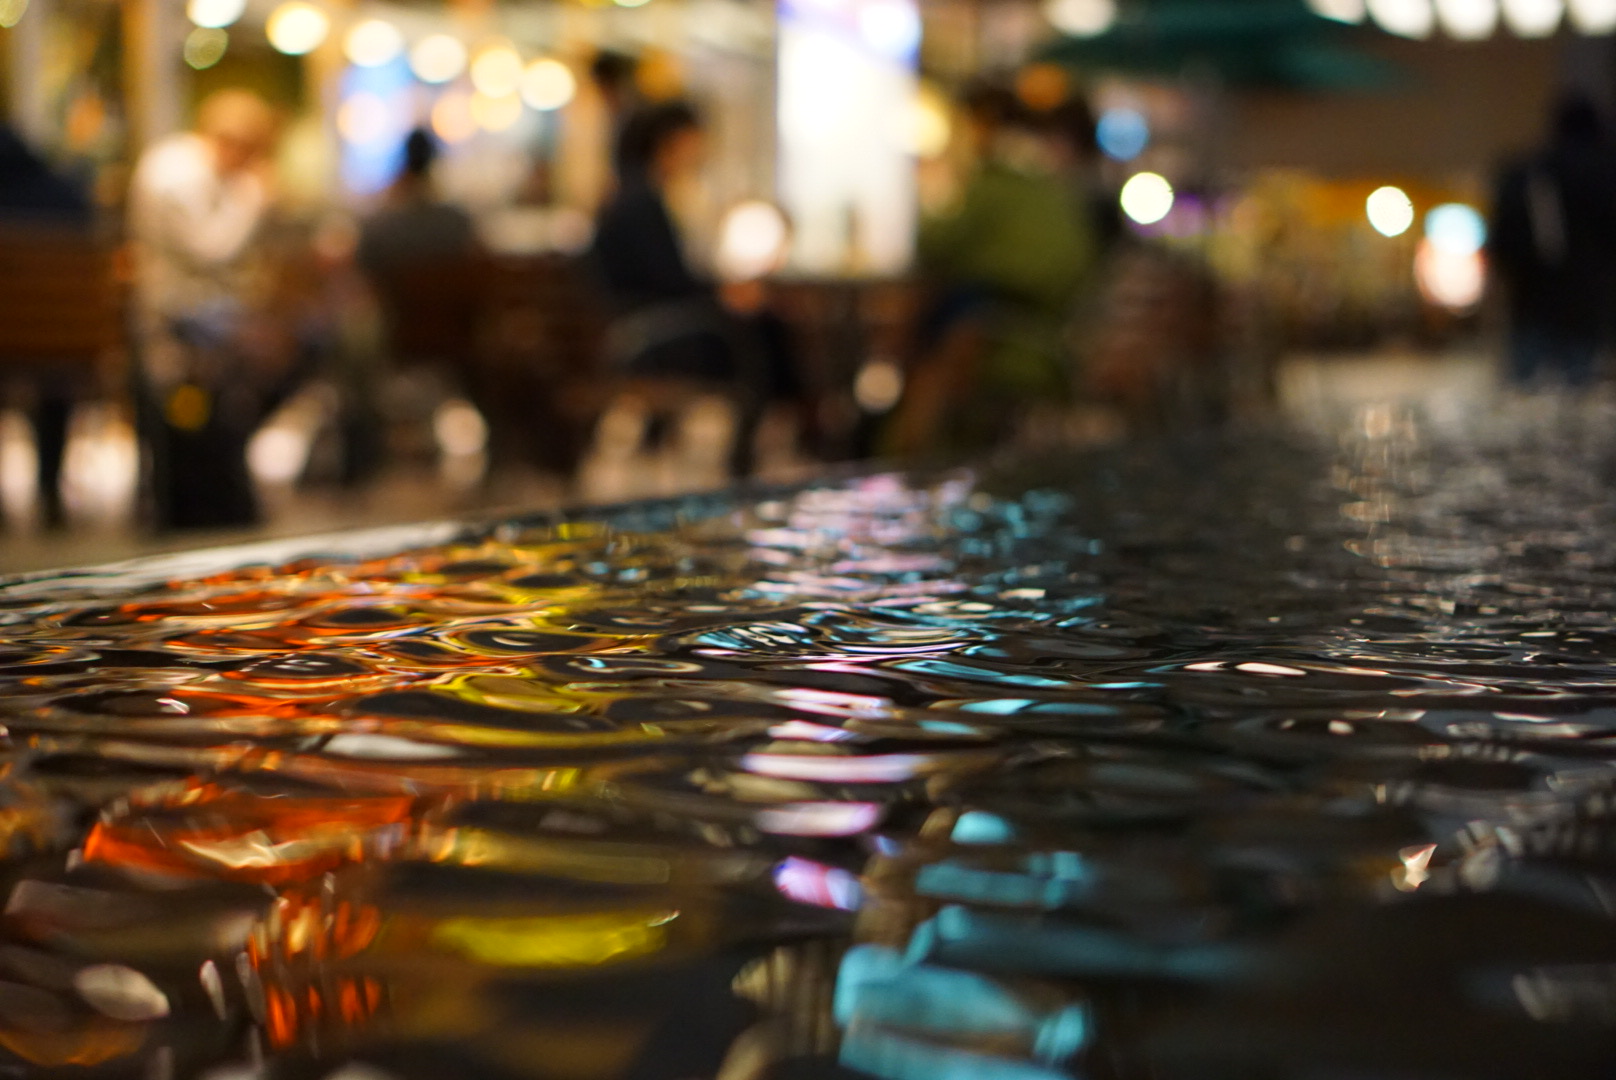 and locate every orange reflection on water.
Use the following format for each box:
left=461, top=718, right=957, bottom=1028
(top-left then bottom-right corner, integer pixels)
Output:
left=83, top=788, right=420, bottom=884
